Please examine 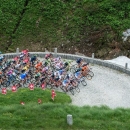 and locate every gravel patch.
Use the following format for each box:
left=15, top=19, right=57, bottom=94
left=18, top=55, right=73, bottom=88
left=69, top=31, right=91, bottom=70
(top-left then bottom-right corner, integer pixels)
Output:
left=68, top=64, right=130, bottom=109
